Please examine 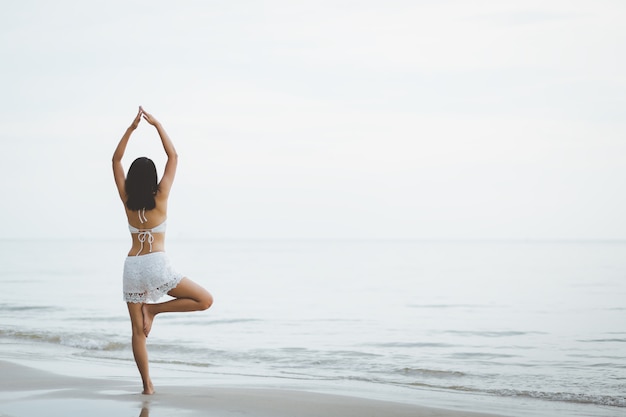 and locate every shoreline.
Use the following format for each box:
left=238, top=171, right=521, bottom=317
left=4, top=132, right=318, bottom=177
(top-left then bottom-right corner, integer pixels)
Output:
left=0, top=359, right=507, bottom=417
